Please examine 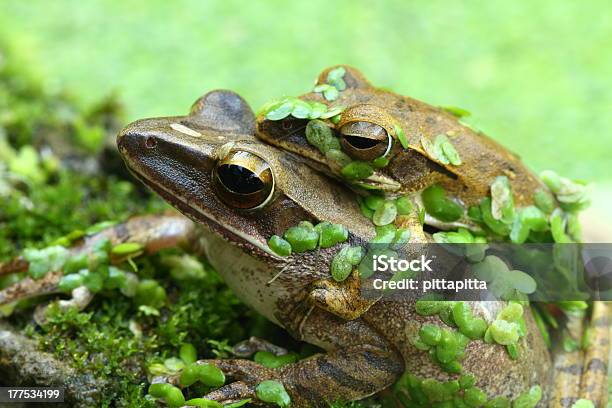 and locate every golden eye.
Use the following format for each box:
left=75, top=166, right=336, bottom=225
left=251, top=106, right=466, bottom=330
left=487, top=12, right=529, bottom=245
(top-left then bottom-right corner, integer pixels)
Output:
left=340, top=121, right=391, bottom=161
left=213, top=150, right=274, bottom=209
